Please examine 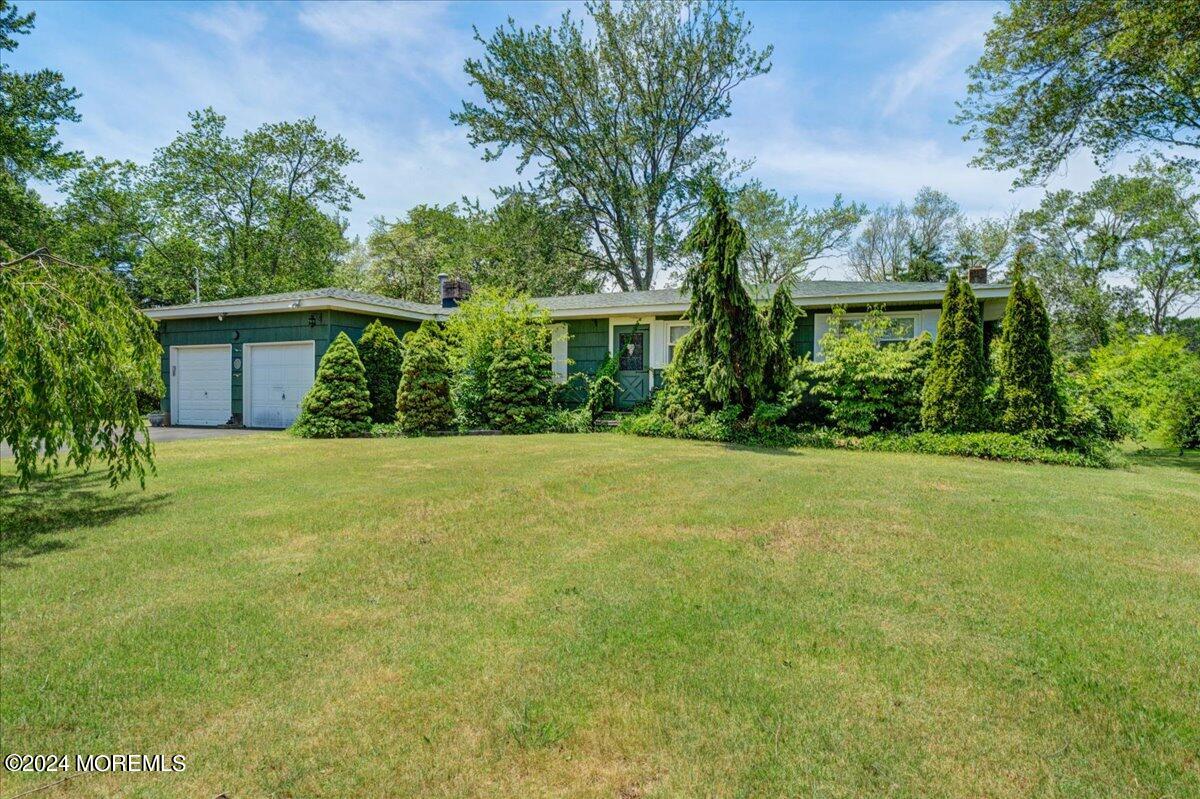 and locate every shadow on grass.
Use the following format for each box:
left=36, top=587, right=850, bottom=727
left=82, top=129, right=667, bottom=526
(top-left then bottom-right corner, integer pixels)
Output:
left=1127, top=448, right=1200, bottom=473
left=0, top=472, right=171, bottom=567
left=718, top=442, right=804, bottom=457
